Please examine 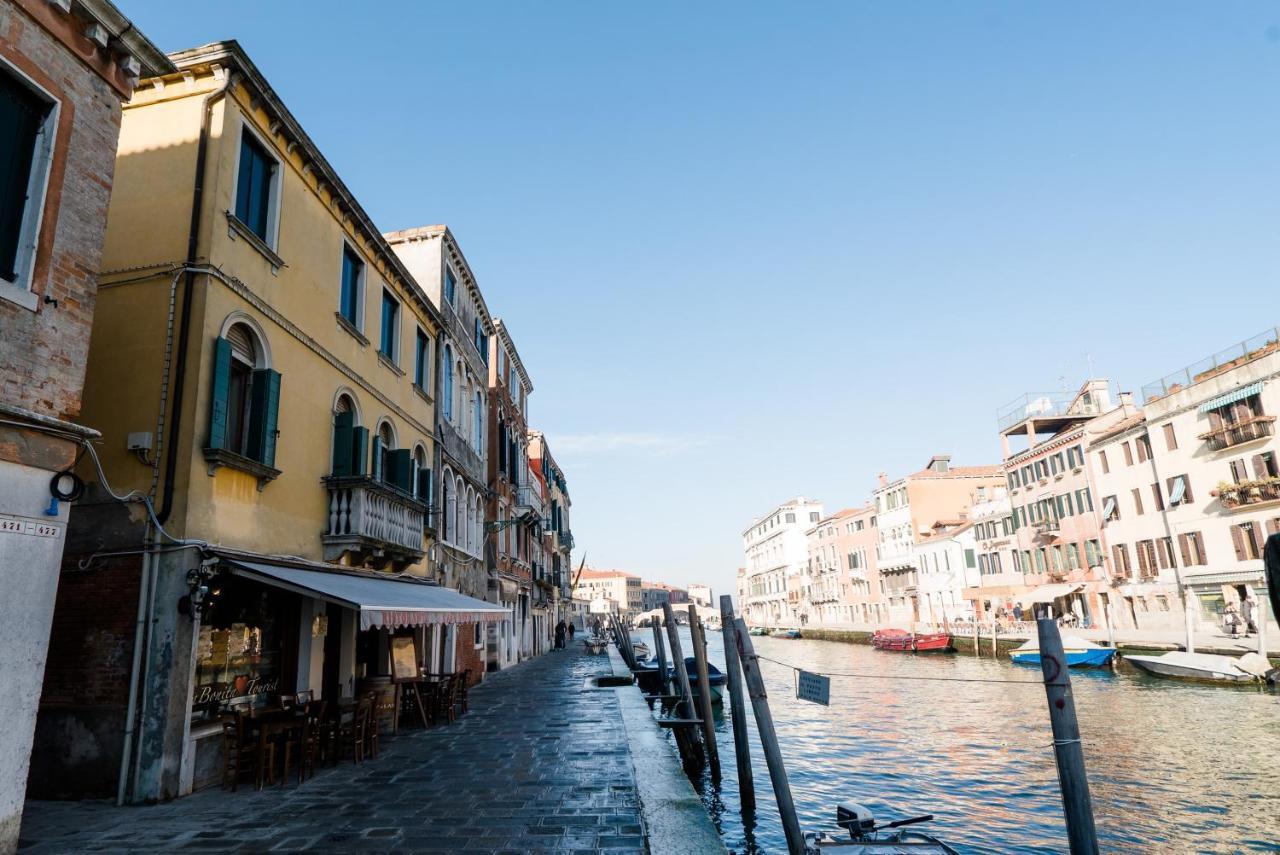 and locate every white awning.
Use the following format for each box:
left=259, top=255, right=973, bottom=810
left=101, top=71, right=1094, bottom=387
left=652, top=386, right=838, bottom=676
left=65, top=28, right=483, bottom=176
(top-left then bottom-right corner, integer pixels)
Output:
left=226, top=558, right=510, bottom=630
left=1169, top=476, right=1187, bottom=505
left=1197, top=382, right=1264, bottom=414
left=1101, top=497, right=1117, bottom=521
left=1016, top=583, right=1083, bottom=606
